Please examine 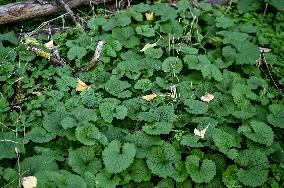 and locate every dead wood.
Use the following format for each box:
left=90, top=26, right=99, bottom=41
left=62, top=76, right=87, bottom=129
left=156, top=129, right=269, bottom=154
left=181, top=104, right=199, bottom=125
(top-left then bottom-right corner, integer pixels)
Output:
left=0, top=0, right=111, bottom=25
